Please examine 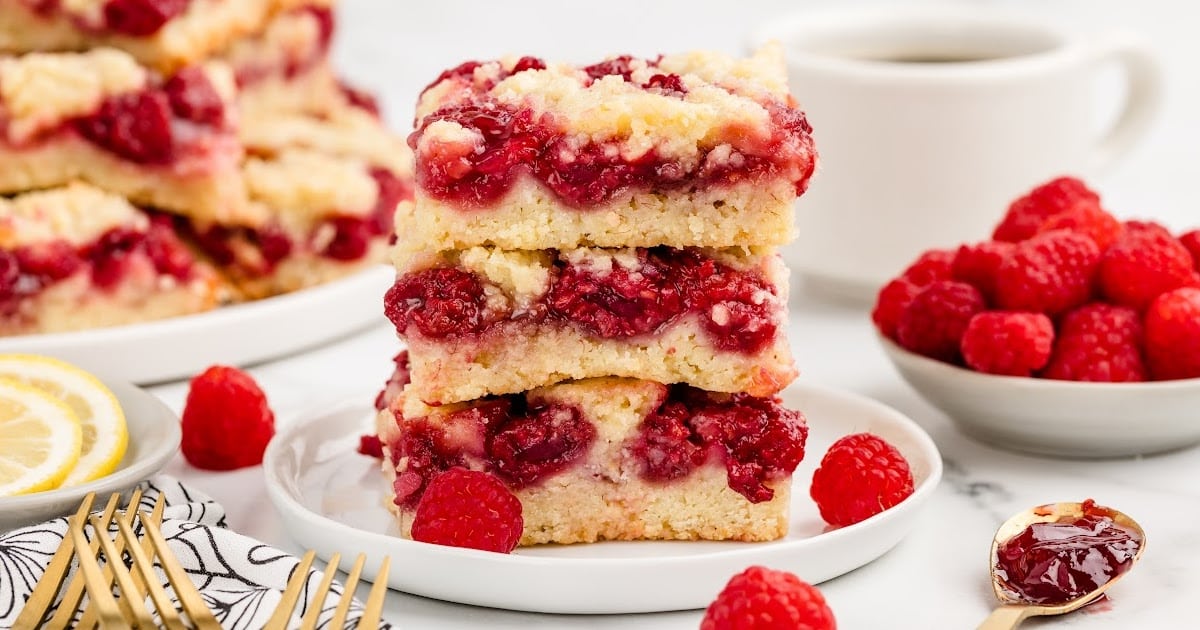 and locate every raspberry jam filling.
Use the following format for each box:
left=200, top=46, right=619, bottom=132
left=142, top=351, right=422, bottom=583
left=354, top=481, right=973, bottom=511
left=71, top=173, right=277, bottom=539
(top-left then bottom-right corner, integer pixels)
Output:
left=26, top=0, right=191, bottom=36
left=66, top=66, right=228, bottom=165
left=385, top=247, right=780, bottom=353
left=382, top=381, right=805, bottom=508
left=103, top=0, right=190, bottom=37
left=632, top=385, right=806, bottom=503
left=995, top=500, right=1142, bottom=605
left=387, top=395, right=595, bottom=509
left=0, top=218, right=196, bottom=315
left=412, top=55, right=815, bottom=208
left=180, top=167, right=410, bottom=274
